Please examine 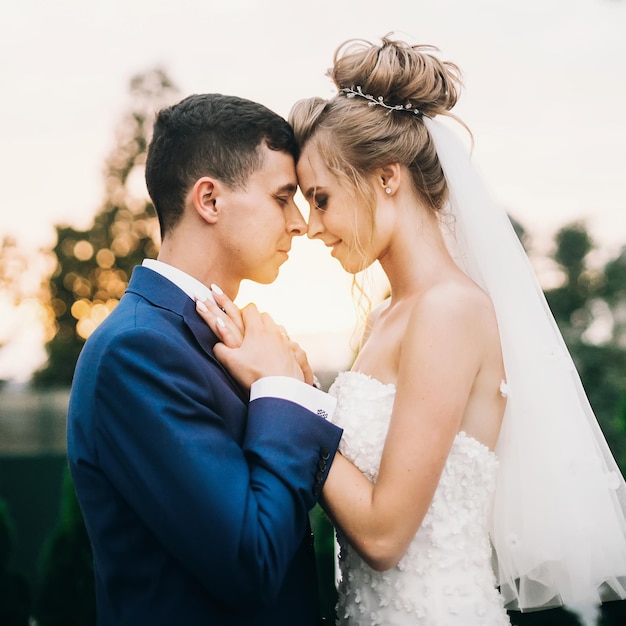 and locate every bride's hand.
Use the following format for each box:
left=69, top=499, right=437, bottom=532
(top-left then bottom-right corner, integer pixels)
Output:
left=289, top=338, right=315, bottom=387
left=211, top=304, right=306, bottom=389
left=195, top=285, right=243, bottom=348
left=195, top=288, right=316, bottom=387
